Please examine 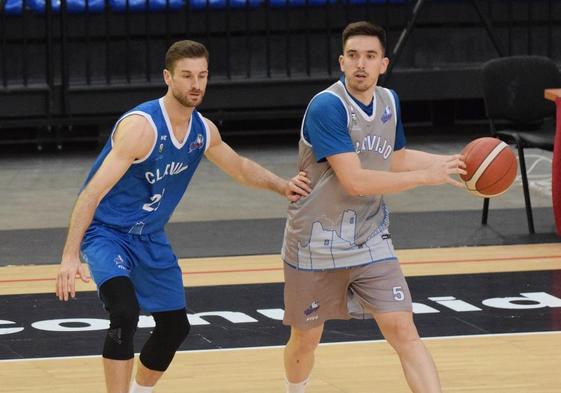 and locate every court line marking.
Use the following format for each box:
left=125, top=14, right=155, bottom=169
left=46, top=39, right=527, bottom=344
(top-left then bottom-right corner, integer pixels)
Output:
left=1, top=253, right=561, bottom=284
left=1, top=330, right=559, bottom=363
